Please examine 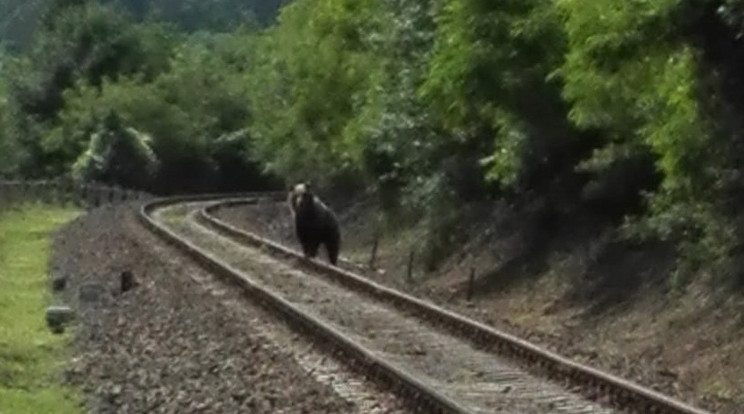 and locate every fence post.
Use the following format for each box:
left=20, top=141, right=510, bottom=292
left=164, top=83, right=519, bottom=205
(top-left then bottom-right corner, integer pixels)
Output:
left=406, top=250, right=415, bottom=284
left=466, top=267, right=476, bottom=301
left=368, top=232, right=380, bottom=270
